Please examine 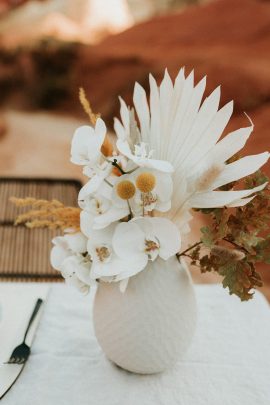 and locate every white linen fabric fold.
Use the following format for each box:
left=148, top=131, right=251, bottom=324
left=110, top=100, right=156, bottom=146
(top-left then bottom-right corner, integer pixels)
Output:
left=1, top=283, right=270, bottom=405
